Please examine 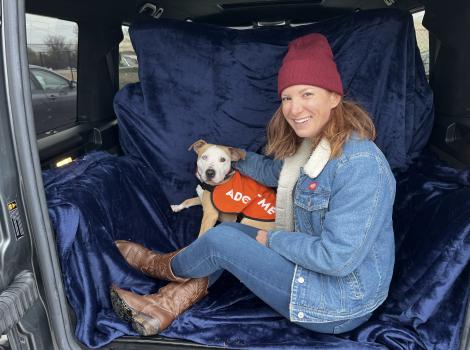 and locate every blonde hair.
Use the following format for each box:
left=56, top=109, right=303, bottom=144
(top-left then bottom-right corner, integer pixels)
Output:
left=265, top=99, right=376, bottom=160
